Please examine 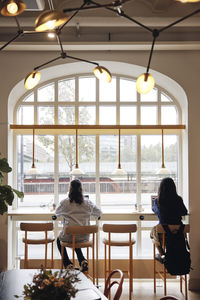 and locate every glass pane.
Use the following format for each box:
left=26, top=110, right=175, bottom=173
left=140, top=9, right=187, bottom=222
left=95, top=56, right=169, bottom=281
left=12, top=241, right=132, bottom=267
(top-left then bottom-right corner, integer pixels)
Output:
left=141, top=106, right=157, bottom=125
left=38, top=106, right=54, bottom=124
left=37, top=83, right=54, bottom=102
left=79, top=77, right=96, bottom=101
left=17, top=135, right=55, bottom=207
left=141, top=135, right=161, bottom=209
left=161, top=106, right=177, bottom=124
left=100, top=135, right=136, bottom=210
left=23, top=93, right=34, bottom=102
left=58, top=135, right=96, bottom=203
left=58, top=106, right=75, bottom=124
left=141, top=135, right=178, bottom=210
left=99, top=106, right=116, bottom=125
left=99, top=77, right=116, bottom=102
left=140, top=88, right=158, bottom=102
left=58, top=78, right=75, bottom=101
left=120, top=106, right=137, bottom=125
left=161, top=92, right=172, bottom=102
left=17, top=106, right=34, bottom=124
left=141, top=230, right=153, bottom=257
left=120, top=78, right=137, bottom=102
left=79, top=106, right=96, bottom=125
